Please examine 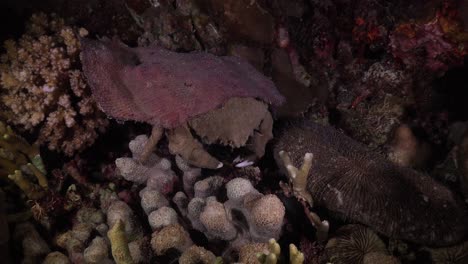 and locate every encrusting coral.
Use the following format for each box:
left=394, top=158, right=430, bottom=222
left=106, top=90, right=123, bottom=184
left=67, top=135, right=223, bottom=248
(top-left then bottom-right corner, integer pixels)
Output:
left=0, top=13, right=108, bottom=156
left=0, top=121, right=47, bottom=200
